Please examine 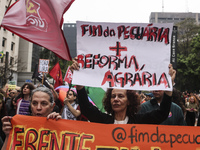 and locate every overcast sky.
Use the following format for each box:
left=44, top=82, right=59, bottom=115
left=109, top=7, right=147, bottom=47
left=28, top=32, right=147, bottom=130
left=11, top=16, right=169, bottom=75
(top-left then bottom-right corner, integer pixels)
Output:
left=64, top=0, right=200, bottom=23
